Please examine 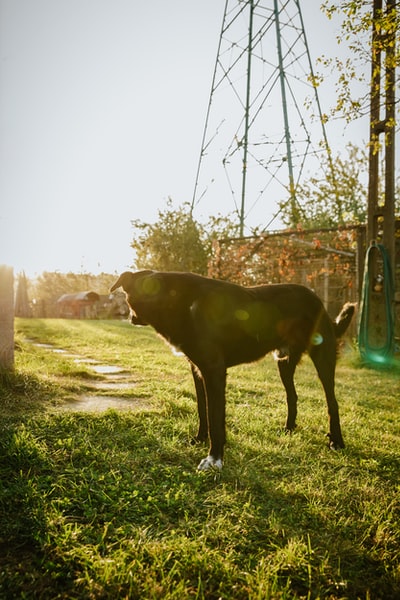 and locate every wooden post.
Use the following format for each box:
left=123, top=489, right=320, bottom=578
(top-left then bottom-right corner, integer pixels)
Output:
left=0, top=266, right=14, bottom=370
left=383, top=0, right=396, bottom=276
left=366, top=0, right=396, bottom=270
left=360, top=0, right=397, bottom=363
left=367, top=0, right=383, bottom=246
left=356, top=225, right=366, bottom=298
